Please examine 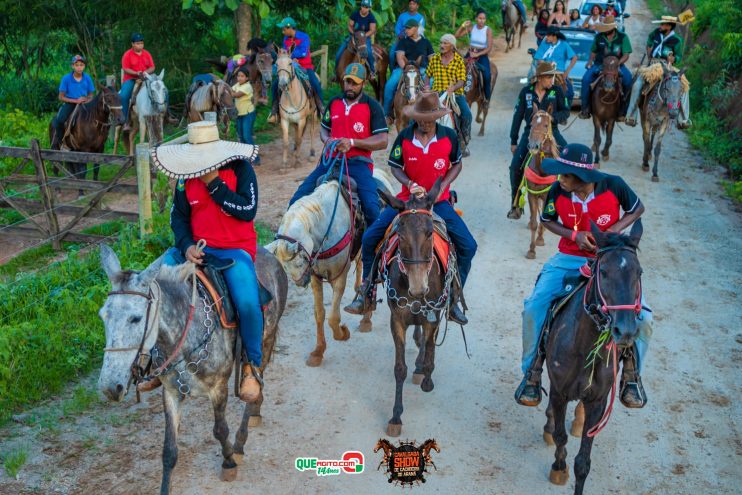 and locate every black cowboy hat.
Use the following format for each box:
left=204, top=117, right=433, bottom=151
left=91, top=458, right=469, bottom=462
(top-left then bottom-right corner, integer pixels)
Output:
left=546, top=26, right=566, bottom=40
left=542, top=143, right=606, bottom=183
